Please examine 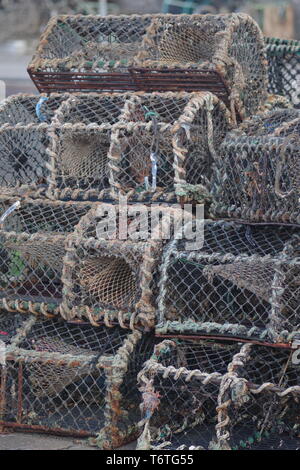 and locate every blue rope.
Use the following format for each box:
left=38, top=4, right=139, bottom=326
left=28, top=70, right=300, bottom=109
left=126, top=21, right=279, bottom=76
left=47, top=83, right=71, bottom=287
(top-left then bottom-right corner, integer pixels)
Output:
left=36, top=96, right=49, bottom=122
